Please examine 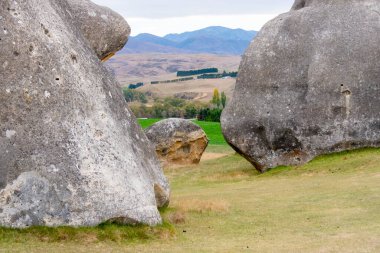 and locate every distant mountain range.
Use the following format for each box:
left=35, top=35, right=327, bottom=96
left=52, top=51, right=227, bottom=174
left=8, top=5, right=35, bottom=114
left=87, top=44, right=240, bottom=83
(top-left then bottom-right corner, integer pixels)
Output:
left=120, top=26, right=257, bottom=55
